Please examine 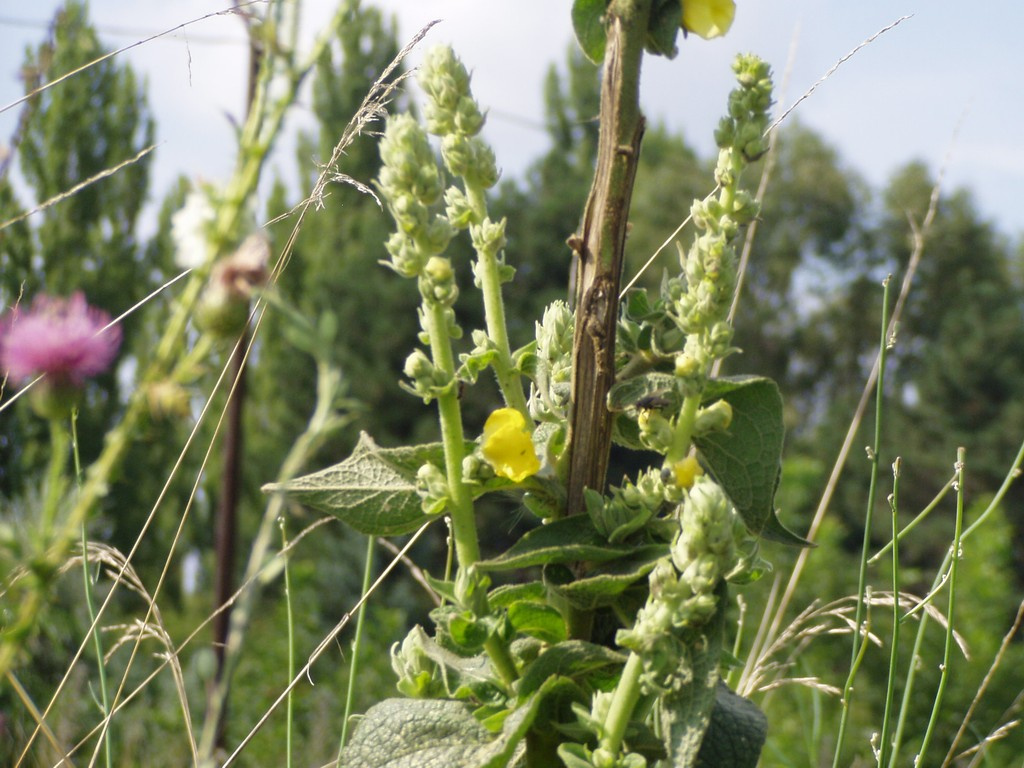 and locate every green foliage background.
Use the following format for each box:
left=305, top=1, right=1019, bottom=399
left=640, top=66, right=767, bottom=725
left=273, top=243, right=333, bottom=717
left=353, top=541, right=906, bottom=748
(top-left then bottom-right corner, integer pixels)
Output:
left=2, top=1, right=1024, bottom=765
